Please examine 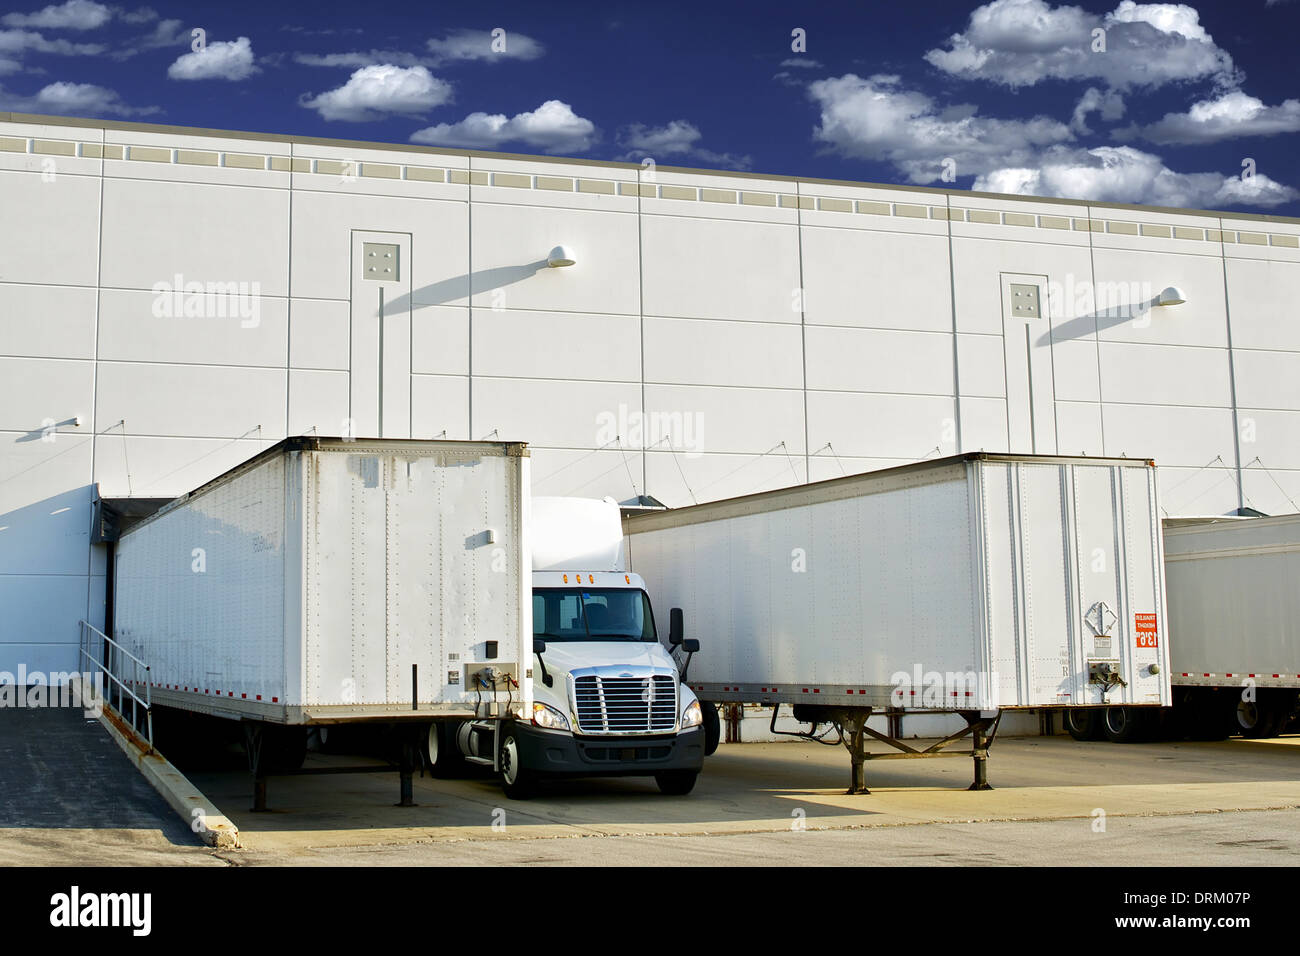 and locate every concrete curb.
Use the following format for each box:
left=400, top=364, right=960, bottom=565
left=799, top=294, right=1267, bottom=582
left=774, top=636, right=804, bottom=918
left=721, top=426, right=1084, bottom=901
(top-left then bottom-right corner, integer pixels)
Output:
left=75, top=678, right=240, bottom=850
